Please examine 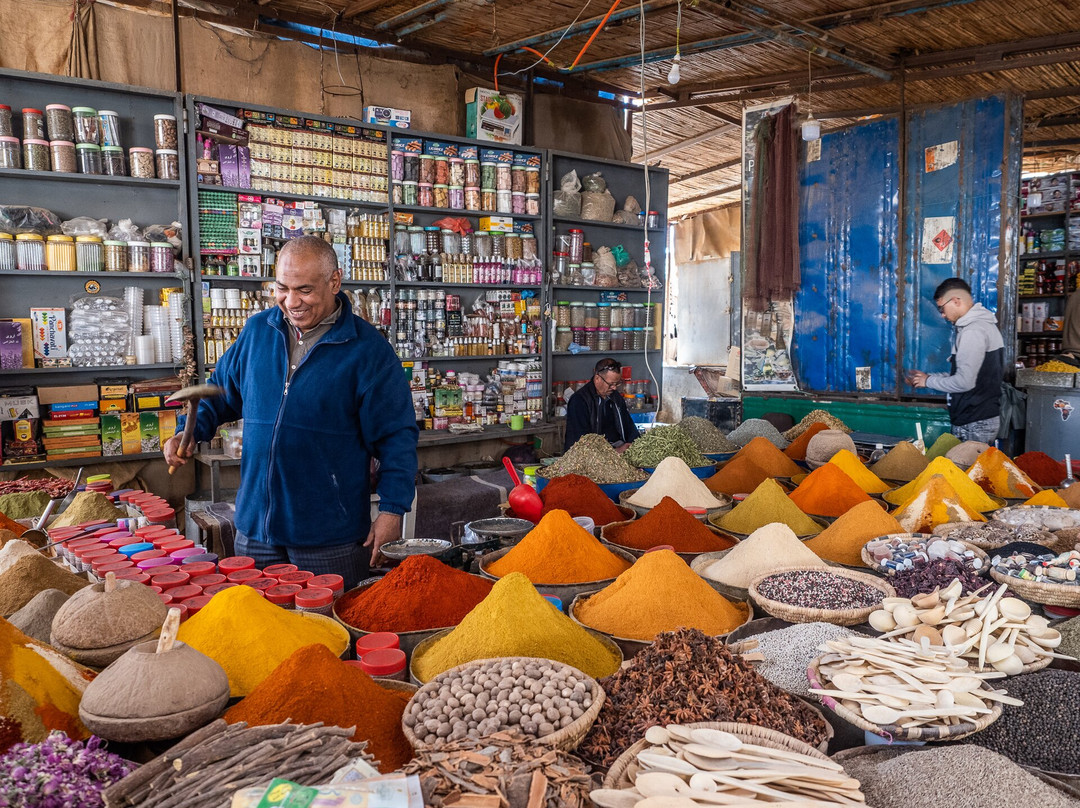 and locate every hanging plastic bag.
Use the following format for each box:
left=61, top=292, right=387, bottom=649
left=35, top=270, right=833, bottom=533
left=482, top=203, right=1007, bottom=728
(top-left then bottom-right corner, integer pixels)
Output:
left=143, top=221, right=184, bottom=250
left=553, top=170, right=582, bottom=218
